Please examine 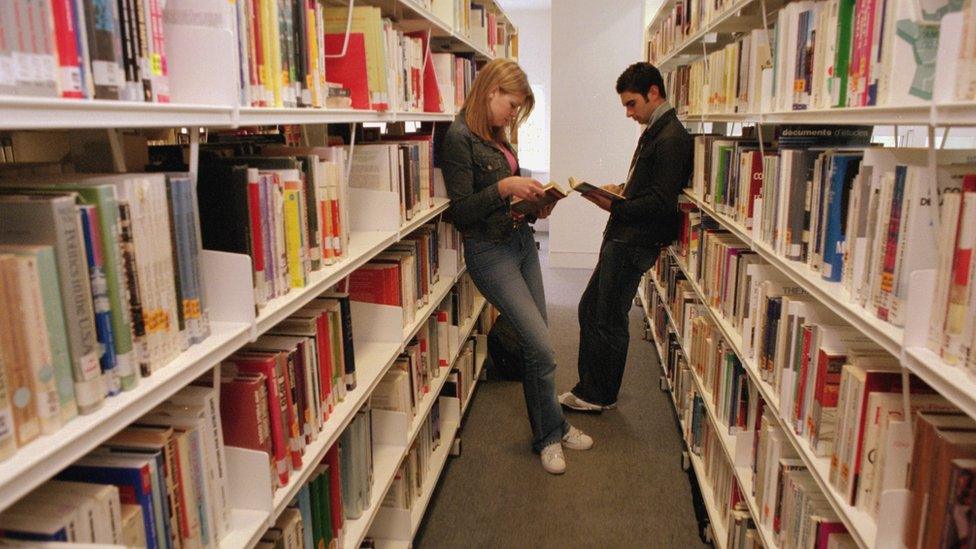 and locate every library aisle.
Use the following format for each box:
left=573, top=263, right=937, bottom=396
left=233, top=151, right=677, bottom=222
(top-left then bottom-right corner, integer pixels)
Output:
left=416, top=237, right=708, bottom=548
